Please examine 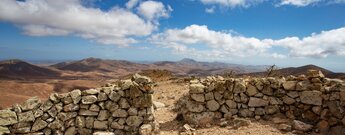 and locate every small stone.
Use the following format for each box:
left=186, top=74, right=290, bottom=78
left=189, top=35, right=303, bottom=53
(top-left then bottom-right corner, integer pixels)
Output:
left=296, top=81, right=311, bottom=91
left=307, top=70, right=325, bottom=78
left=81, top=95, right=98, bottom=104
left=49, top=93, right=60, bottom=103
left=153, top=101, right=165, bottom=109
left=33, top=109, right=43, bottom=118
left=76, top=116, right=85, bottom=128
left=0, top=110, right=18, bottom=126
left=119, top=98, right=130, bottom=108
left=89, top=104, right=100, bottom=112
left=70, top=89, right=82, bottom=104
left=206, top=100, right=220, bottom=111
left=300, top=91, right=322, bottom=105
left=282, top=96, right=295, bottom=105
left=278, top=123, right=292, bottom=132
left=31, top=118, right=48, bottom=132
left=132, top=73, right=152, bottom=84
left=186, top=101, right=205, bottom=112
left=189, top=83, right=205, bottom=94
left=139, top=124, right=153, bottom=135
left=126, top=116, right=143, bottom=127
left=191, top=94, right=205, bottom=102
left=85, top=117, right=94, bottom=129
left=64, top=103, right=79, bottom=112
left=93, top=132, right=115, bottom=135
left=239, top=109, right=254, bottom=117
left=287, top=91, right=299, bottom=98
left=127, top=108, right=138, bottom=116
left=98, top=92, right=108, bottom=101
left=65, top=126, right=77, bottom=135
left=79, top=109, right=98, bottom=116
left=109, top=91, right=121, bottom=102
left=272, top=117, right=289, bottom=124
left=248, top=97, right=268, bottom=107
left=111, top=121, right=124, bottom=129
left=97, top=110, right=109, bottom=121
left=0, top=126, right=10, bottom=134
left=82, top=89, right=99, bottom=95
left=112, top=109, right=128, bottom=117
left=40, top=100, right=54, bottom=111
left=283, top=81, right=297, bottom=90
left=205, top=92, right=214, bottom=101
left=18, top=111, right=35, bottom=122
left=292, top=120, right=313, bottom=132
left=225, top=100, right=237, bottom=109
left=246, top=84, right=258, bottom=96
left=21, top=96, right=41, bottom=111
left=48, top=119, right=64, bottom=130
left=94, top=121, right=108, bottom=130
left=317, top=120, right=329, bottom=134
